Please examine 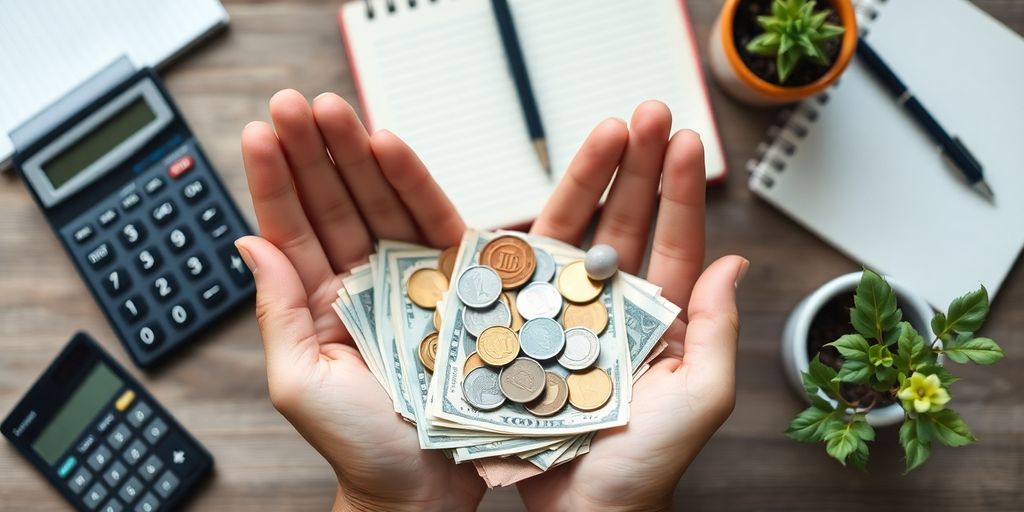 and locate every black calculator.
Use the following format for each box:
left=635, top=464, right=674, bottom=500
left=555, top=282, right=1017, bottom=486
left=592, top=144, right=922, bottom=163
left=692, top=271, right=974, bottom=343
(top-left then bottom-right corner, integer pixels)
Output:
left=14, top=63, right=254, bottom=369
left=2, top=332, right=213, bottom=512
